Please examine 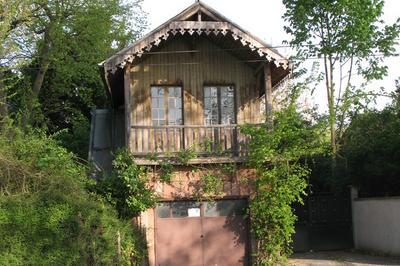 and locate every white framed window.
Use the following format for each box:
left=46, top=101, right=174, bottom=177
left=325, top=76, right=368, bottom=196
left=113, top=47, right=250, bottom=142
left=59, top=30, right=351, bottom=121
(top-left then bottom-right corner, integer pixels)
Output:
left=204, top=86, right=235, bottom=125
left=151, top=86, right=183, bottom=126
